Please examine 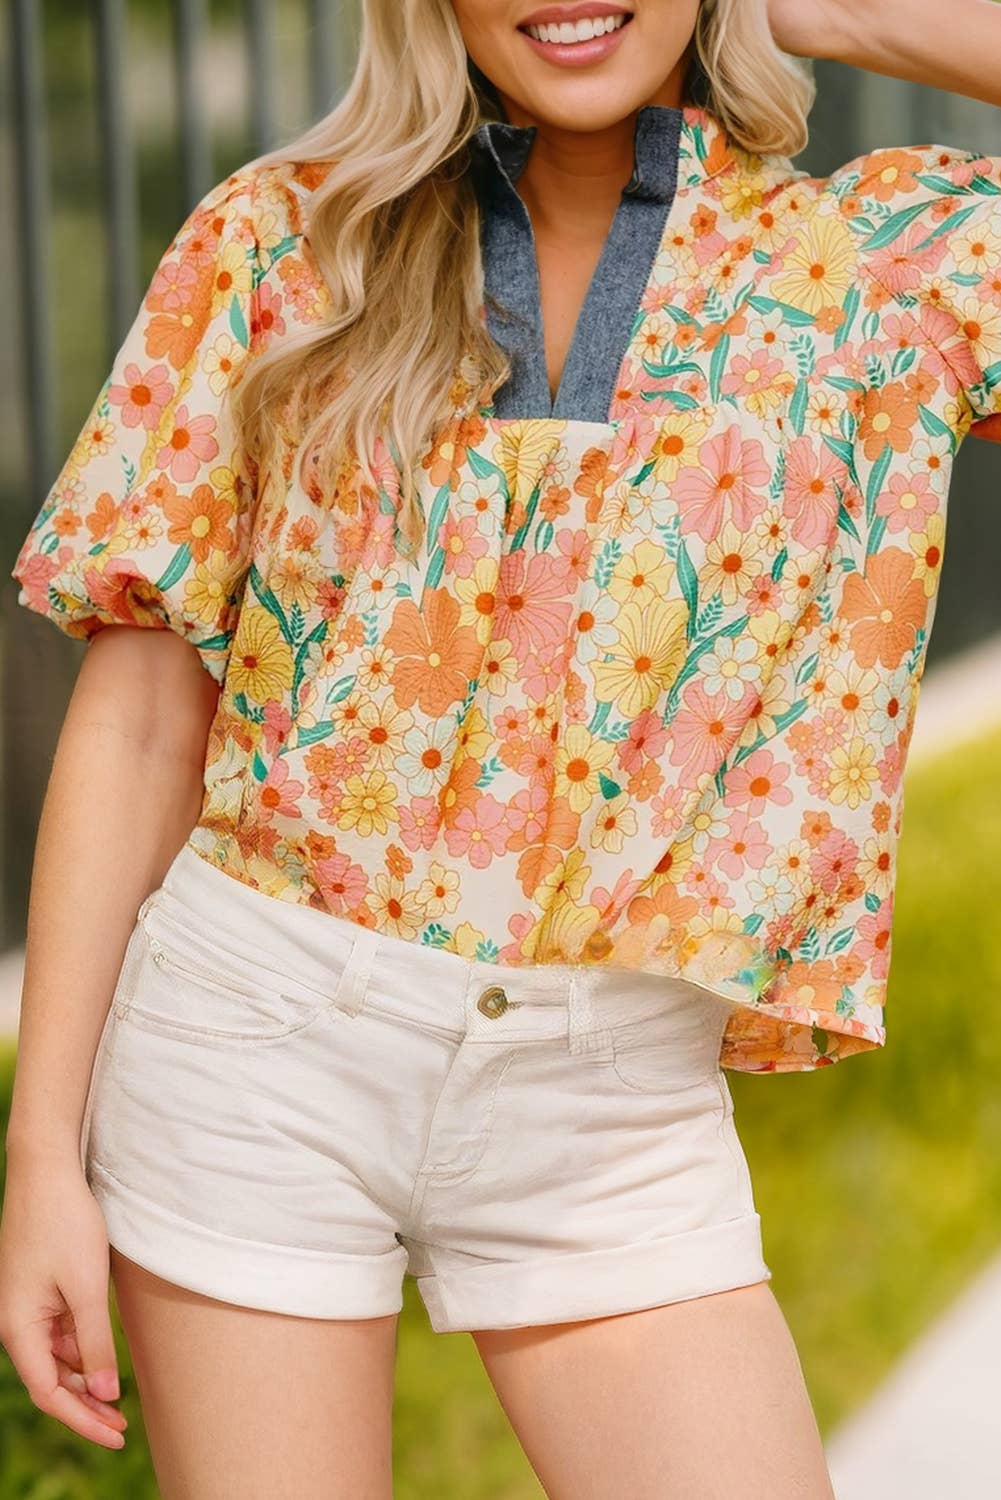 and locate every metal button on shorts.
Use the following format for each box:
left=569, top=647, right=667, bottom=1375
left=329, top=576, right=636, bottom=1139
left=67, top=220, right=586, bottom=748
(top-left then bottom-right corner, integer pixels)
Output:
left=477, top=985, right=509, bottom=1018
